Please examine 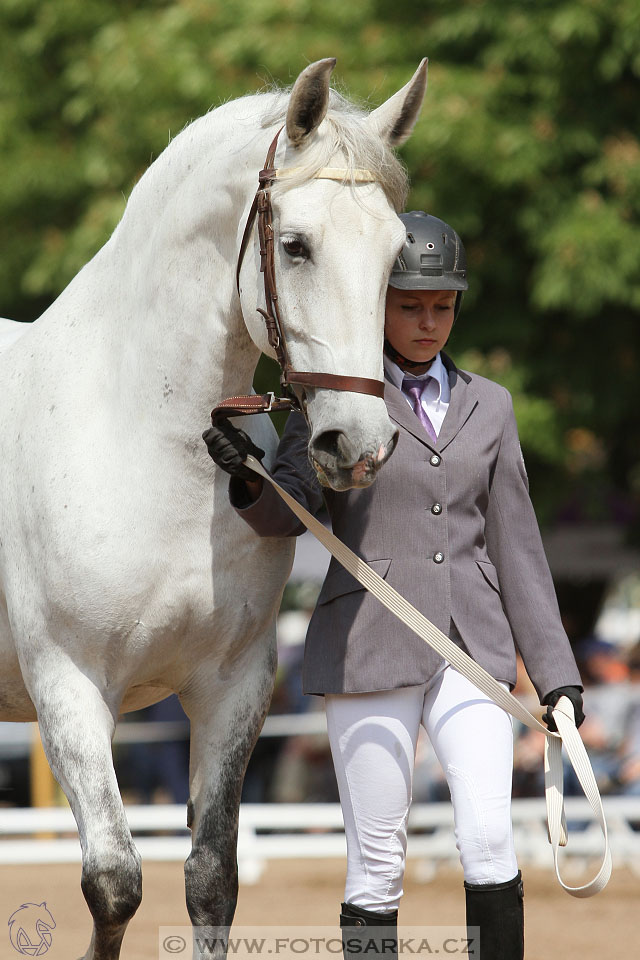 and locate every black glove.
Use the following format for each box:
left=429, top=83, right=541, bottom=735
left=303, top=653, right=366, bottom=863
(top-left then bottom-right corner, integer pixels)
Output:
left=202, top=419, right=265, bottom=483
left=542, top=685, right=585, bottom=731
